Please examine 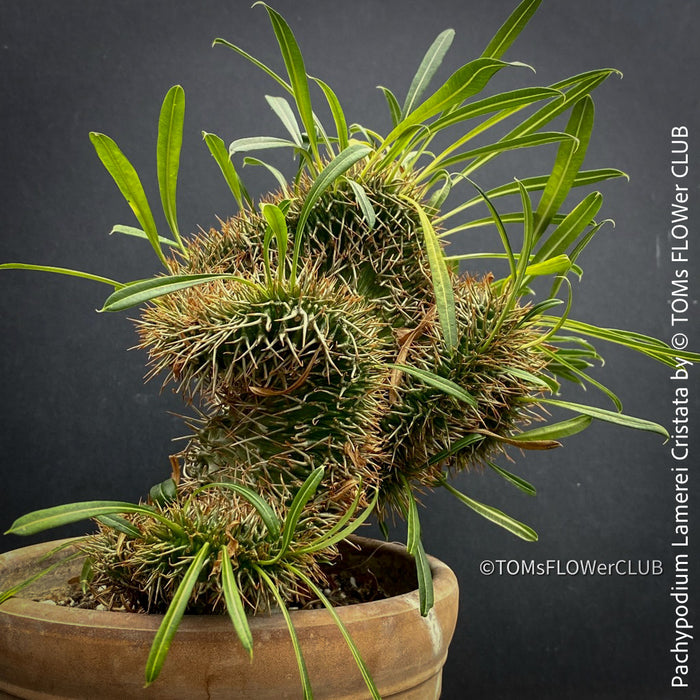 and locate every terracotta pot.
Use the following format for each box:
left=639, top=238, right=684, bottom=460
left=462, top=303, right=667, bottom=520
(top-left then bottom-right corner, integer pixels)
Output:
left=0, top=536, right=458, bottom=699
